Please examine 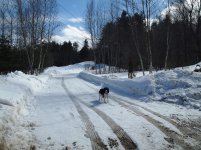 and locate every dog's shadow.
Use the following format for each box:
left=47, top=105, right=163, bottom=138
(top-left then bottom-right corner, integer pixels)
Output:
left=90, top=100, right=103, bottom=107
